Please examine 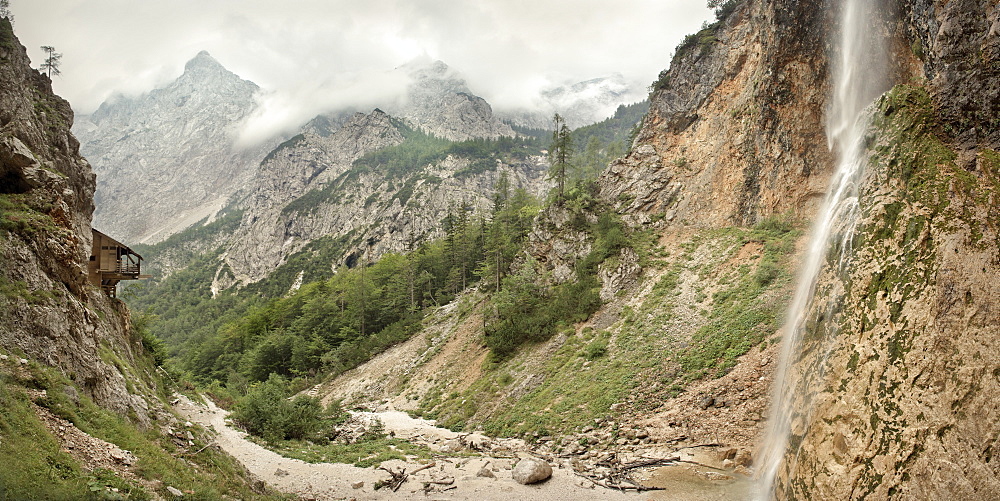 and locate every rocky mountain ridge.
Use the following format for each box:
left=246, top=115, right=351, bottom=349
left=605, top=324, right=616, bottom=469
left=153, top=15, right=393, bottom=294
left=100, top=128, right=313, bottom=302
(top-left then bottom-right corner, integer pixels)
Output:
left=219, top=108, right=548, bottom=289
left=390, top=59, right=516, bottom=141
